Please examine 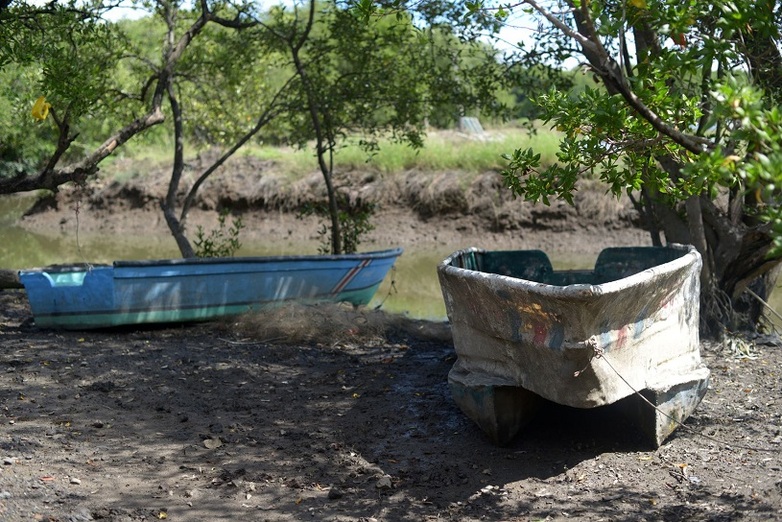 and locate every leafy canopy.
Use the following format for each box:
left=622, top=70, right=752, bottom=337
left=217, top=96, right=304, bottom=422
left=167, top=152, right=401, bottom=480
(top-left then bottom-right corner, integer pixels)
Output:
left=490, top=0, right=782, bottom=255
